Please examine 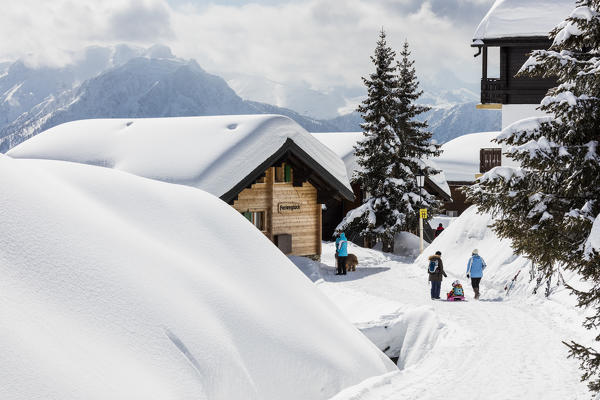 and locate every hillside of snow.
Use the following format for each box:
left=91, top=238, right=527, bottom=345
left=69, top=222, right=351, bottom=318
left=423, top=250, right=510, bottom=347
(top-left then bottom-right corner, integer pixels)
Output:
left=292, top=205, right=590, bottom=399
left=0, top=154, right=395, bottom=399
